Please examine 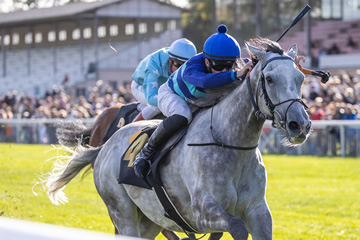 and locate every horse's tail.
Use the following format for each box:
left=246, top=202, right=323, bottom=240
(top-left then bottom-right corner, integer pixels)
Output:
left=43, top=144, right=102, bottom=205
left=56, top=121, right=92, bottom=147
